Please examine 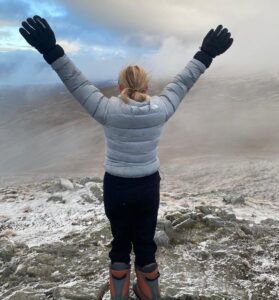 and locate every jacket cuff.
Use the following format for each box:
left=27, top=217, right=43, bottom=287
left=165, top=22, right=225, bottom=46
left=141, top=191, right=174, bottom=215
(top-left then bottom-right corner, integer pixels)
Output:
left=193, top=50, right=213, bottom=68
left=43, top=44, right=65, bottom=64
